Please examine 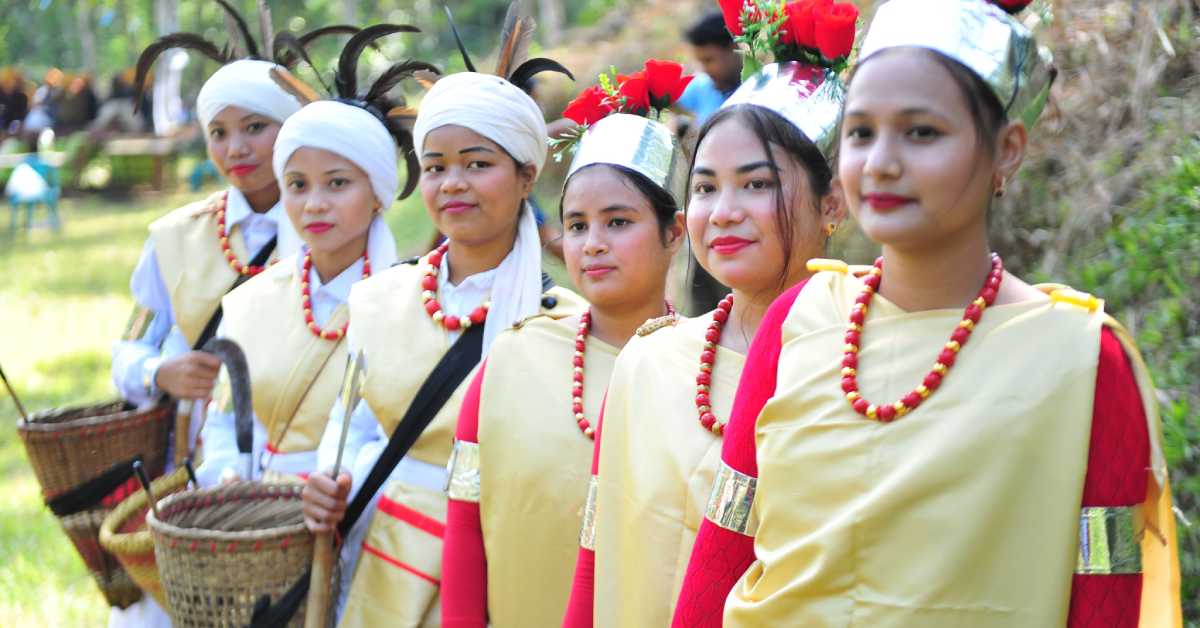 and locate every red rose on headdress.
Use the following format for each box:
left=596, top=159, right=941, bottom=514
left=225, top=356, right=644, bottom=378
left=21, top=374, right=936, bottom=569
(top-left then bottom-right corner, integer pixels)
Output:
left=617, top=71, right=650, bottom=115
left=717, top=0, right=746, bottom=36
left=814, top=2, right=858, bottom=61
left=644, top=60, right=694, bottom=110
left=990, top=0, right=1032, bottom=13
left=781, top=0, right=830, bottom=49
left=563, top=85, right=613, bottom=126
